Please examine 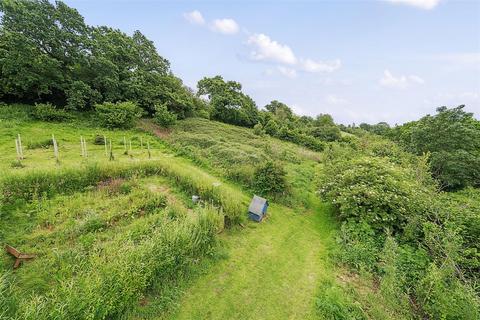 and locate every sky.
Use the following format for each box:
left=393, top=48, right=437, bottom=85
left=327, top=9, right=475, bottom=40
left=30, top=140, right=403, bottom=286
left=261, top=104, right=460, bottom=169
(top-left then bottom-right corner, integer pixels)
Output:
left=64, top=0, right=480, bottom=124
